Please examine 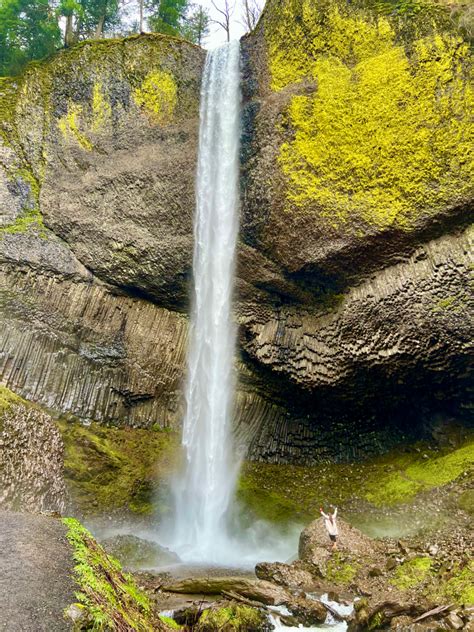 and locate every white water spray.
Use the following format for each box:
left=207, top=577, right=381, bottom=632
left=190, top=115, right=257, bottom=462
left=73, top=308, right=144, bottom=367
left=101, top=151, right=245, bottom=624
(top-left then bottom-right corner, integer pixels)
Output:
left=170, top=41, right=242, bottom=563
